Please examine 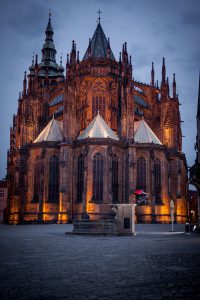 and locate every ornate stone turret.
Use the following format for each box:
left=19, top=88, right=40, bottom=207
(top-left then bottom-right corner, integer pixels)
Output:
left=38, top=13, right=64, bottom=78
